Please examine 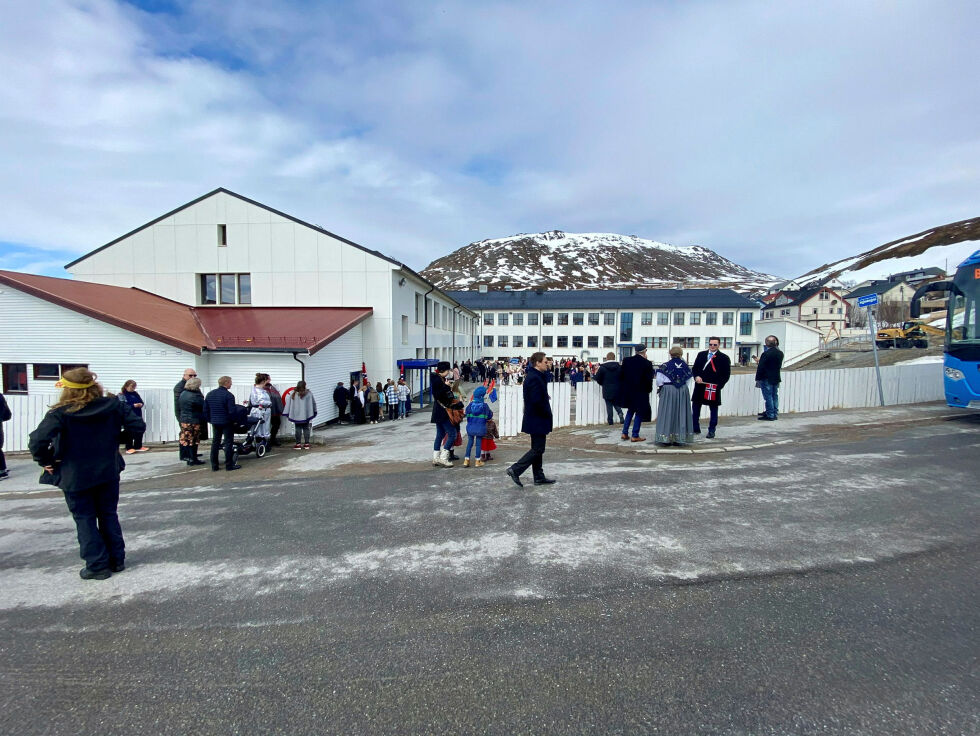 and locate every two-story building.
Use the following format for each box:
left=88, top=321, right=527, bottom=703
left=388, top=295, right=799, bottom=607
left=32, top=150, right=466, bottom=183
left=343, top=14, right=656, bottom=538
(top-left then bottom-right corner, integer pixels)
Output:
left=759, top=285, right=847, bottom=337
left=449, top=288, right=761, bottom=365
